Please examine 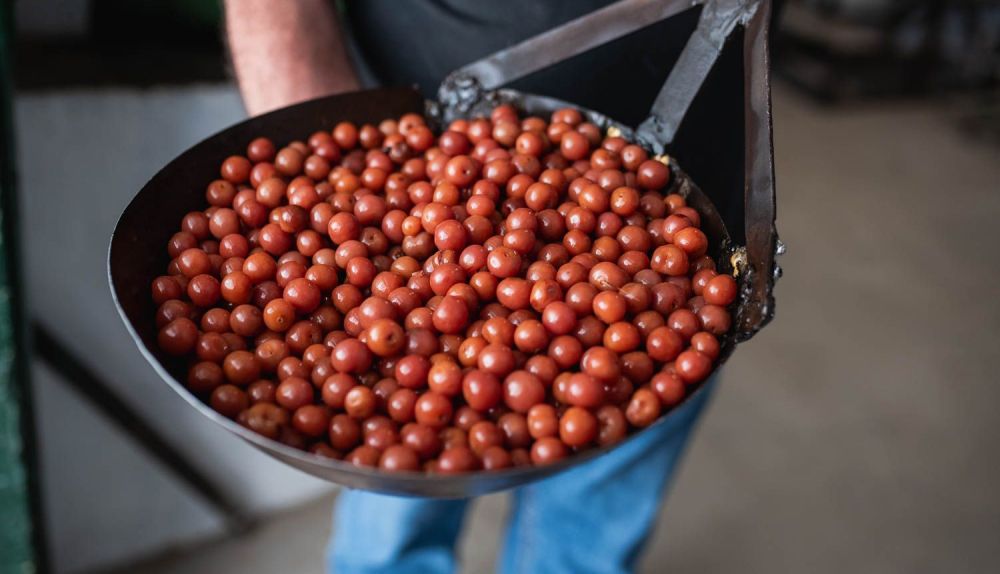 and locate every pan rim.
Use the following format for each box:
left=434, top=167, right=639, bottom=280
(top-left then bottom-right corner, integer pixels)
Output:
left=107, top=86, right=731, bottom=497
